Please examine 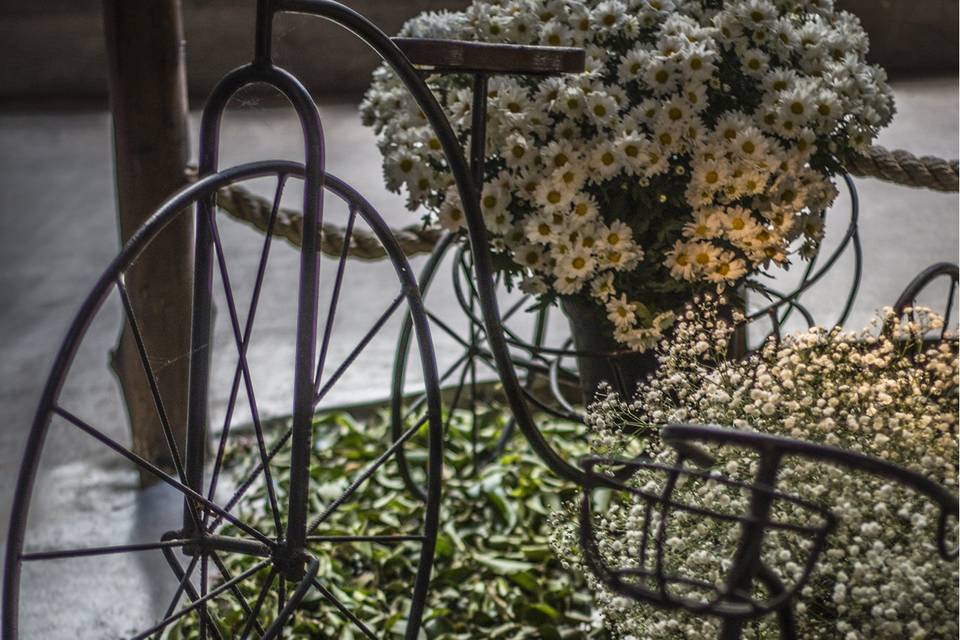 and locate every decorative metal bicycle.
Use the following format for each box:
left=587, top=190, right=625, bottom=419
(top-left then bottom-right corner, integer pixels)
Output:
left=4, top=1, right=958, bottom=639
